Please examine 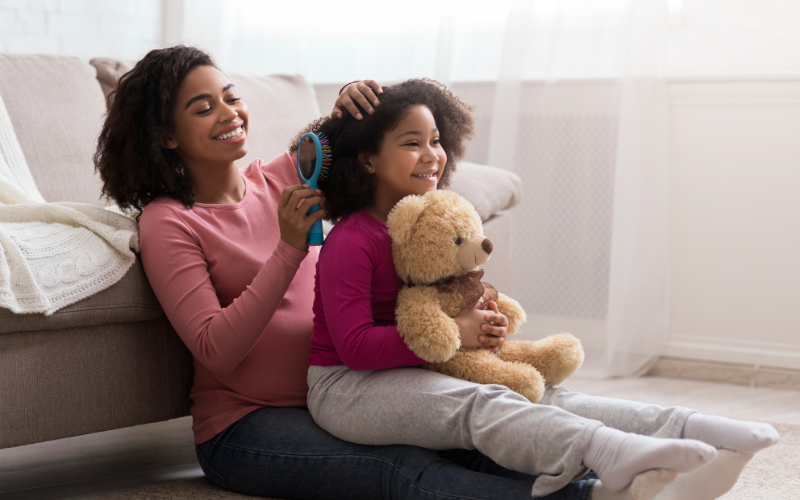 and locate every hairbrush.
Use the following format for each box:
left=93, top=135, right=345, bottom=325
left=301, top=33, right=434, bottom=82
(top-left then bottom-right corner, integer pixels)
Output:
left=296, top=132, right=331, bottom=246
